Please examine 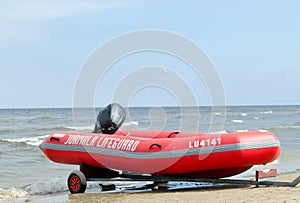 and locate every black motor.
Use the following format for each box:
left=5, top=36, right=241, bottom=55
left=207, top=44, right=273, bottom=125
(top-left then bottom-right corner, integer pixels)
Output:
left=93, top=103, right=126, bottom=134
